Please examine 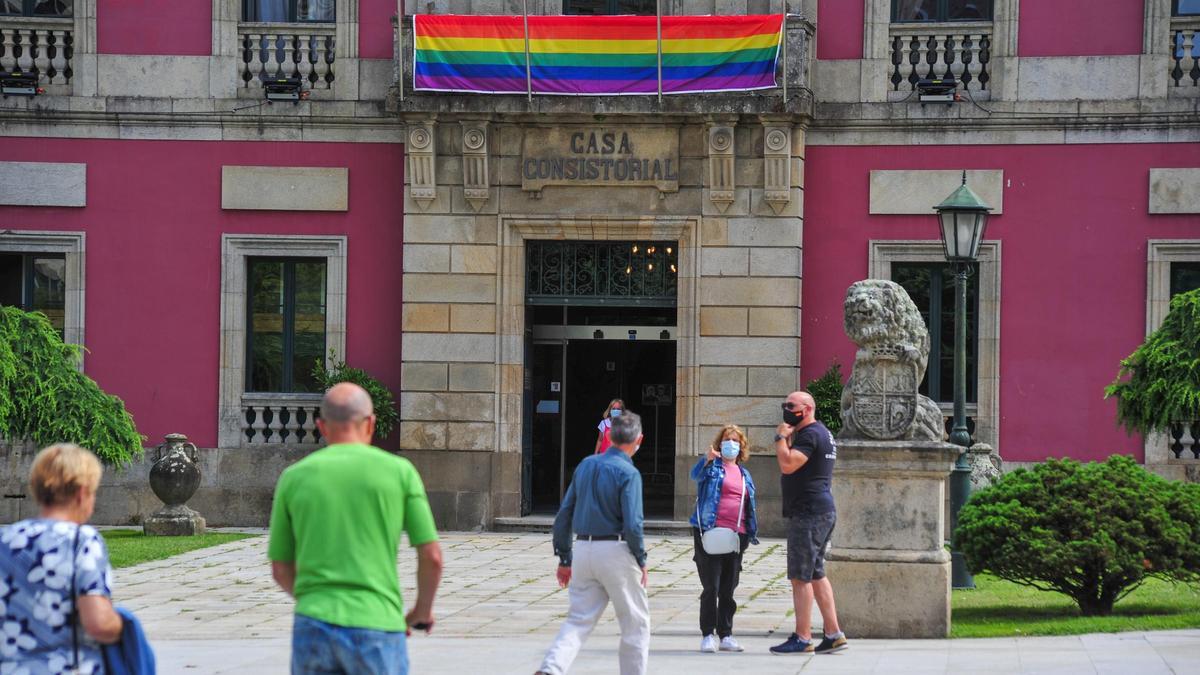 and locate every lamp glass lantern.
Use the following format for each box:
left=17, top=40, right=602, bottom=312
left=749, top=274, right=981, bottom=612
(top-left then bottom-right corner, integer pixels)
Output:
left=935, top=173, right=993, bottom=263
